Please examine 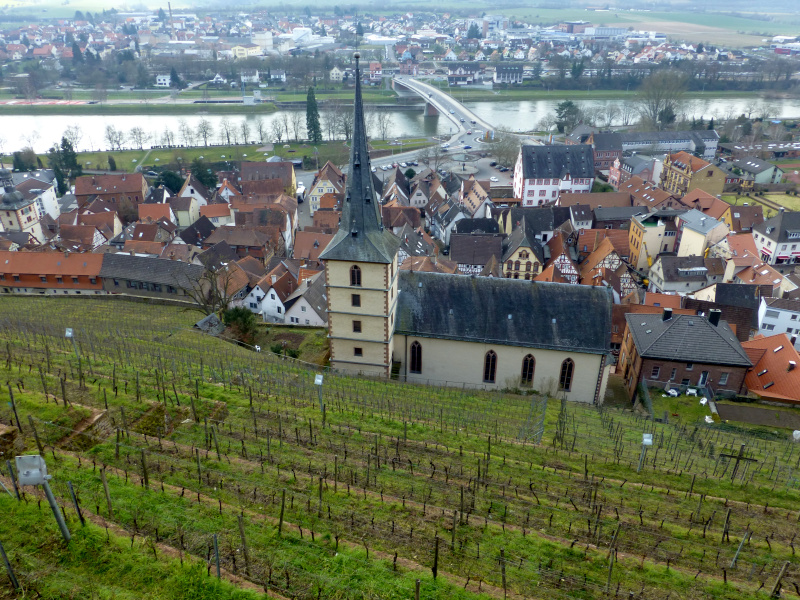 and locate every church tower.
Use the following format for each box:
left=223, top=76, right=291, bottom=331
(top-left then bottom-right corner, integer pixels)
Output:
left=319, top=53, right=400, bottom=377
